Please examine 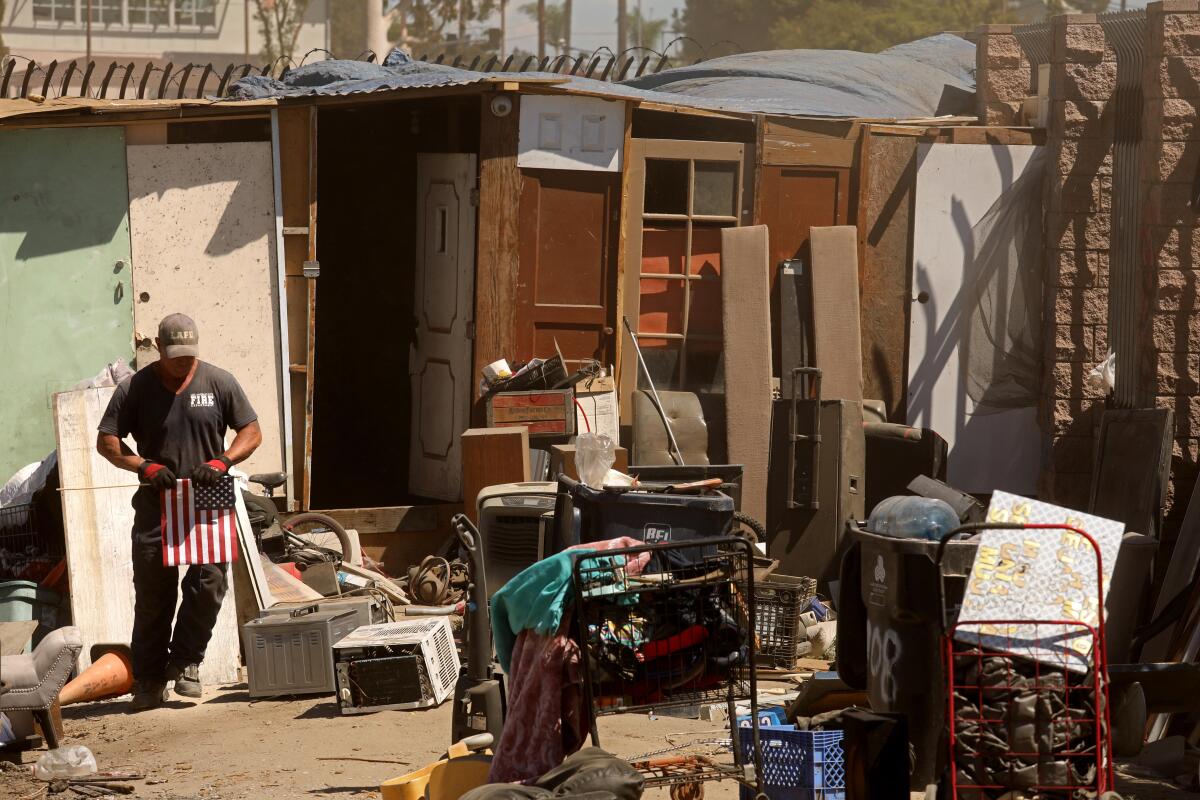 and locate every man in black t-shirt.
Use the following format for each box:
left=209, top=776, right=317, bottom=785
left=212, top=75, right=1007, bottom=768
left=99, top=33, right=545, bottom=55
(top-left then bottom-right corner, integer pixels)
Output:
left=97, top=313, right=262, bottom=711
